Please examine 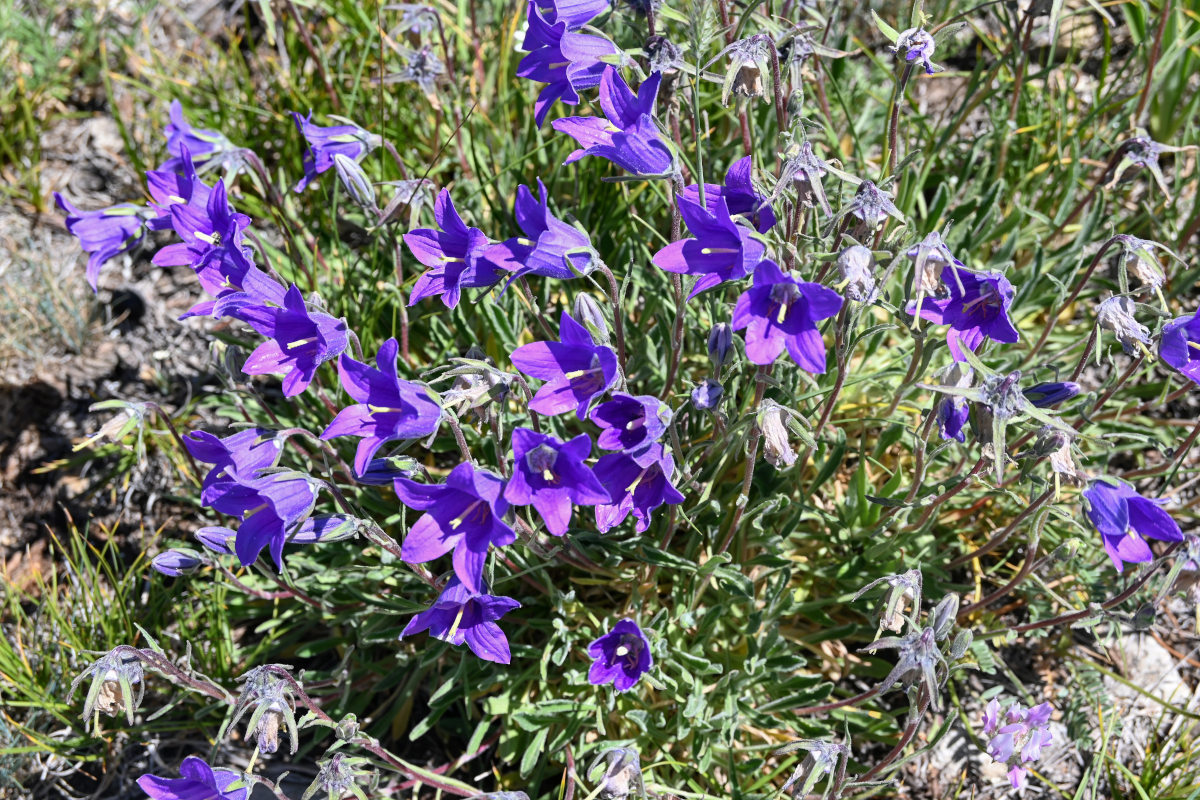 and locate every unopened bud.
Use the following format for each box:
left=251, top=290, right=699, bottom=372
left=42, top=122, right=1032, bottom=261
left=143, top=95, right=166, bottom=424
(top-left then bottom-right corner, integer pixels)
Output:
left=573, top=293, right=611, bottom=346
left=151, top=548, right=203, bottom=577
left=333, top=153, right=377, bottom=211
left=707, top=323, right=734, bottom=368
